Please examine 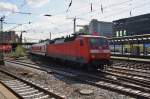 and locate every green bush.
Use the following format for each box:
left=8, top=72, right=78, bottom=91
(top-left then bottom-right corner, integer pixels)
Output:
left=11, top=46, right=26, bottom=58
